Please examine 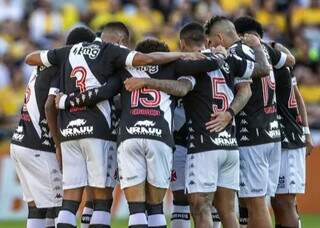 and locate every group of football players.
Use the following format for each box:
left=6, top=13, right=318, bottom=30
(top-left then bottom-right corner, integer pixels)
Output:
left=10, top=14, right=313, bottom=228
